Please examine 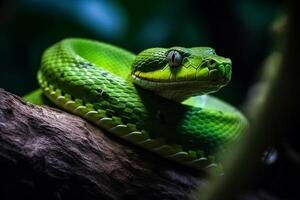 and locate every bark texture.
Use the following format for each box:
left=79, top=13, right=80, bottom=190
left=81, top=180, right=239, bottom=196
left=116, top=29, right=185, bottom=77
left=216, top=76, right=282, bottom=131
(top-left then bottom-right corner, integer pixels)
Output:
left=0, top=88, right=203, bottom=200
